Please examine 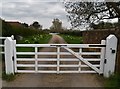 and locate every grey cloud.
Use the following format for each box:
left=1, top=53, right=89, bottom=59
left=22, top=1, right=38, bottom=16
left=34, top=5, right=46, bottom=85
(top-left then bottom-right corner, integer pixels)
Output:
left=2, top=2, right=65, bottom=17
left=1, top=1, right=71, bottom=28
left=2, top=0, right=62, bottom=3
